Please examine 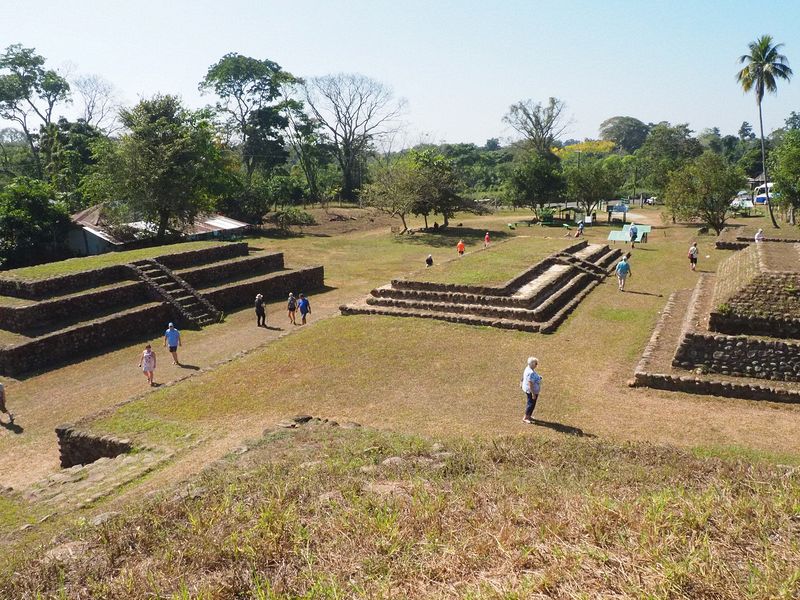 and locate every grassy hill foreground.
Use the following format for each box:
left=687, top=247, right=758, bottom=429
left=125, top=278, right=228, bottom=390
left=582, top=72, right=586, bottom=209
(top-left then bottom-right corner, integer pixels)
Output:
left=3, top=421, right=798, bottom=599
